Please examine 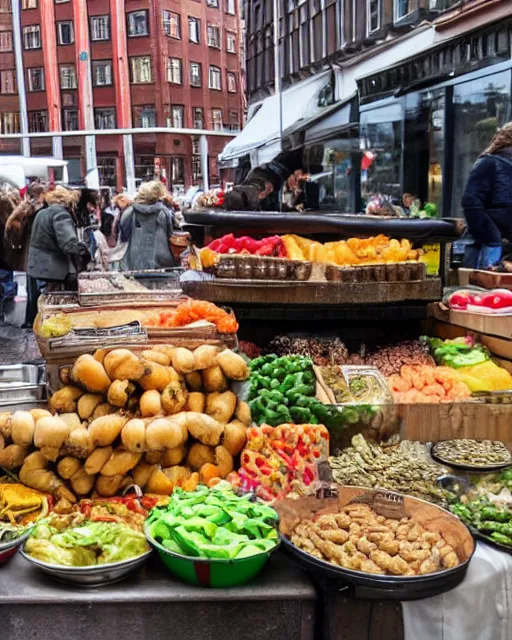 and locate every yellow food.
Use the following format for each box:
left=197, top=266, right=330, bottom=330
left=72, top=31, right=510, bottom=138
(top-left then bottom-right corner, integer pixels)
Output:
left=162, top=444, right=187, bottom=467
left=49, top=386, right=84, bottom=414
left=84, top=446, right=114, bottom=475
left=145, top=417, right=186, bottom=451
left=185, top=371, right=203, bottom=391
left=77, top=394, right=103, bottom=420
left=141, top=349, right=171, bottom=366
left=161, top=381, right=188, bottom=415
left=61, top=425, right=93, bottom=459
left=139, top=361, right=172, bottom=392
left=185, top=412, right=224, bottom=446
left=34, top=416, right=71, bottom=450
left=19, top=451, right=75, bottom=502
left=193, top=345, right=220, bottom=370
left=10, top=411, right=35, bottom=446
left=71, top=354, right=111, bottom=394
left=107, top=379, right=135, bottom=408
left=185, top=392, right=205, bottom=413
left=103, top=348, right=145, bottom=381
left=91, top=402, right=117, bottom=420
left=187, top=442, right=216, bottom=470
left=100, top=449, right=142, bottom=476
left=95, top=474, right=124, bottom=497
left=69, top=466, right=96, bottom=496
left=205, top=390, right=237, bottom=423
left=202, top=366, right=228, bottom=392
left=139, top=390, right=163, bottom=417
left=0, top=444, right=29, bottom=469
left=222, top=420, right=247, bottom=456
left=57, top=456, right=81, bottom=480
left=88, top=414, right=128, bottom=447
left=217, top=350, right=250, bottom=381
left=172, top=347, right=196, bottom=374
left=235, top=400, right=251, bottom=426
left=121, top=418, right=147, bottom=452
